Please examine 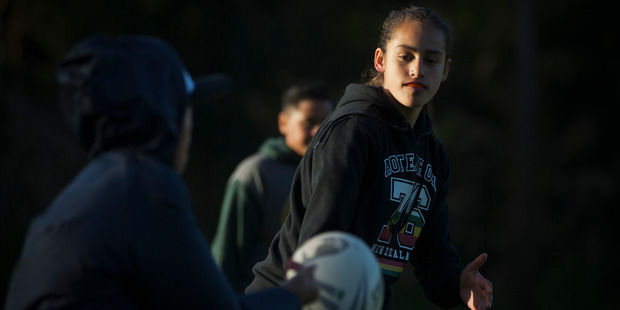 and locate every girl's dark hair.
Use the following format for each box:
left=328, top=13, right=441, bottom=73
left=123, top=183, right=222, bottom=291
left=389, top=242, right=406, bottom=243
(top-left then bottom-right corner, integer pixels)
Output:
left=366, top=5, right=452, bottom=87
